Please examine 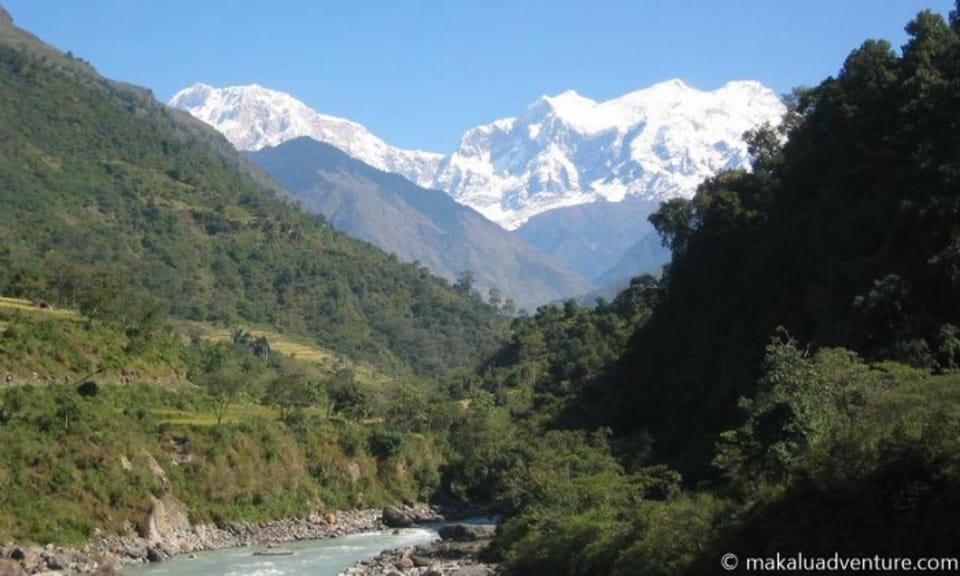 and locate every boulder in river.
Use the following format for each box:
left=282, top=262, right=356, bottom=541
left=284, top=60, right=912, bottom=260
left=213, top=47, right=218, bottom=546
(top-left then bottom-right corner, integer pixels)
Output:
left=437, top=524, right=496, bottom=542
left=381, top=506, right=414, bottom=528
